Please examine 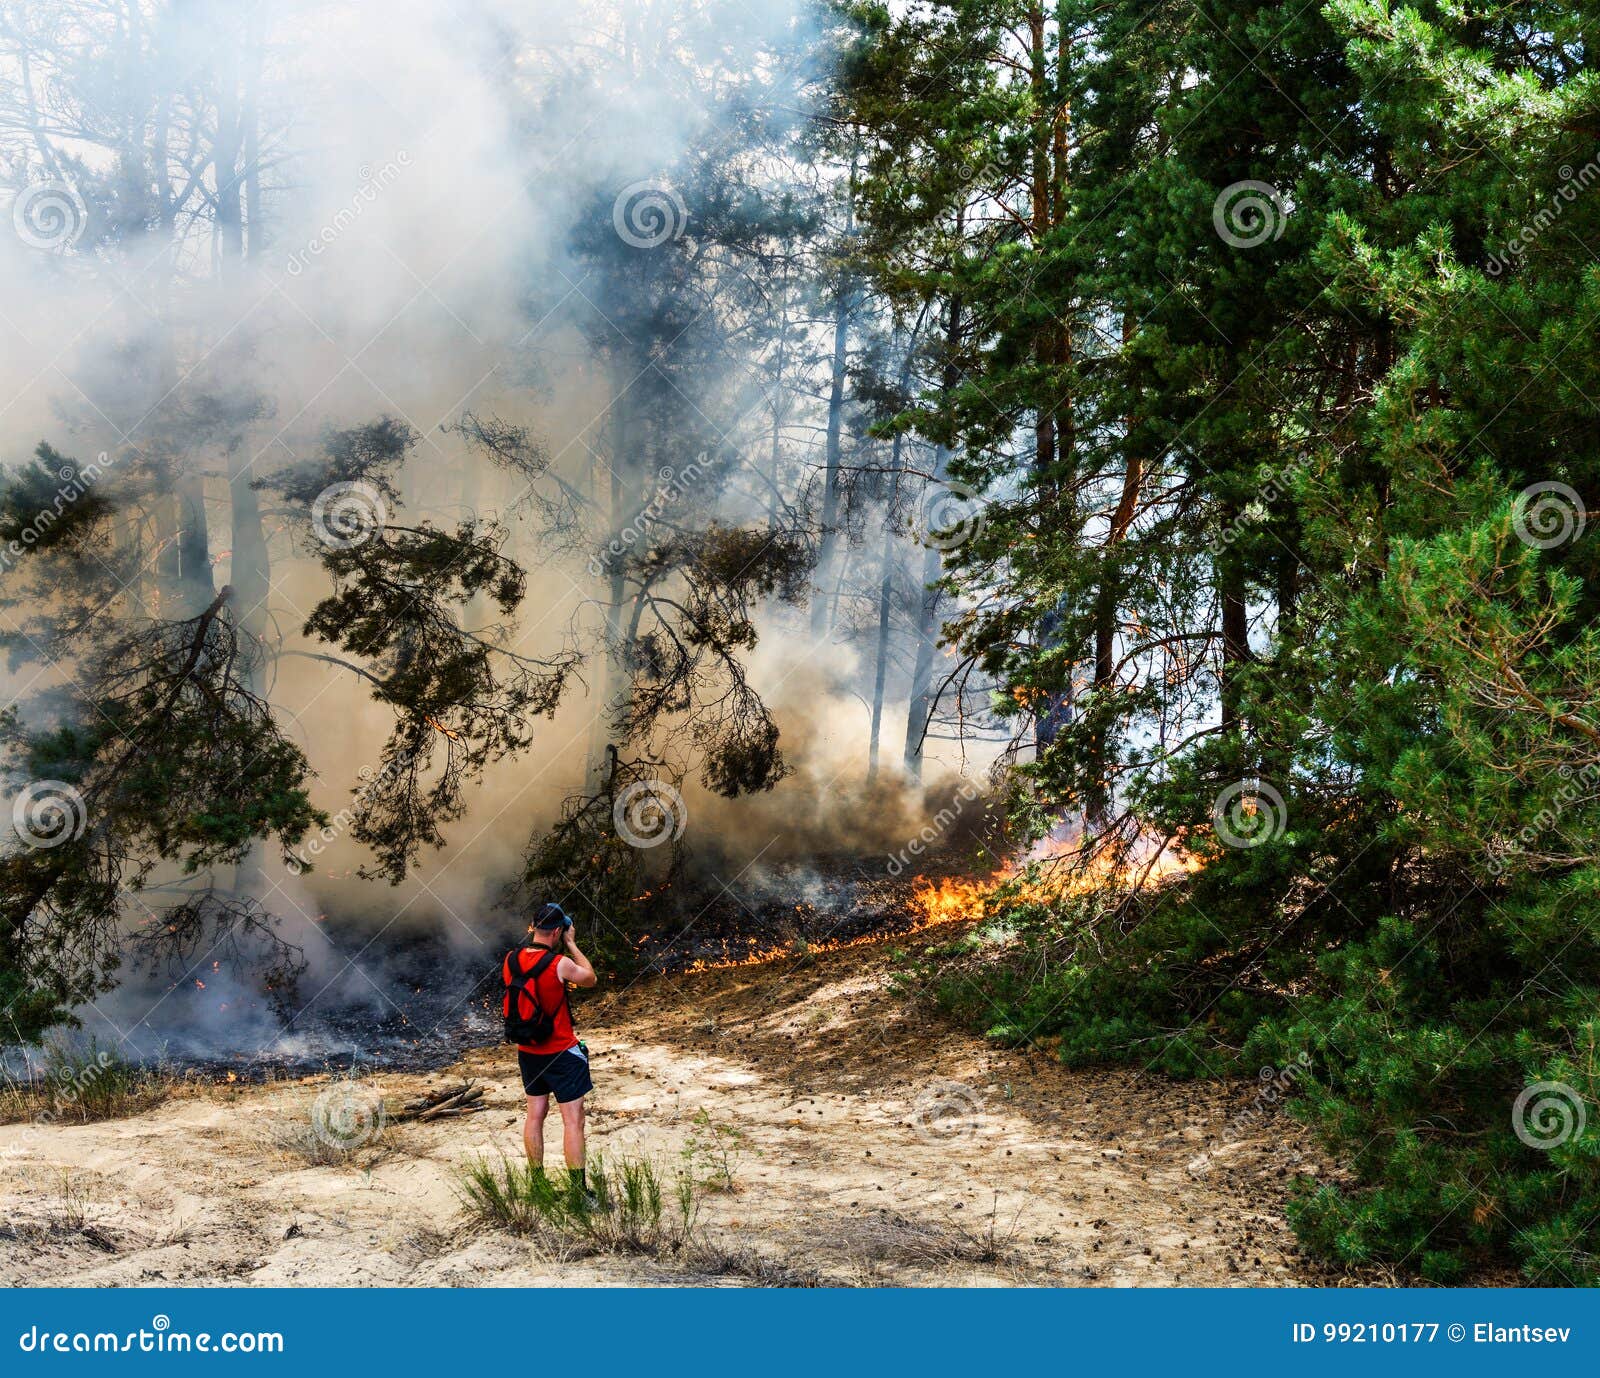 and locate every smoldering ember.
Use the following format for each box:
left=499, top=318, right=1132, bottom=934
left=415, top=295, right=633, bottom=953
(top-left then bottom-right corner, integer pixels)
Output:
left=0, top=0, right=1596, bottom=1302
